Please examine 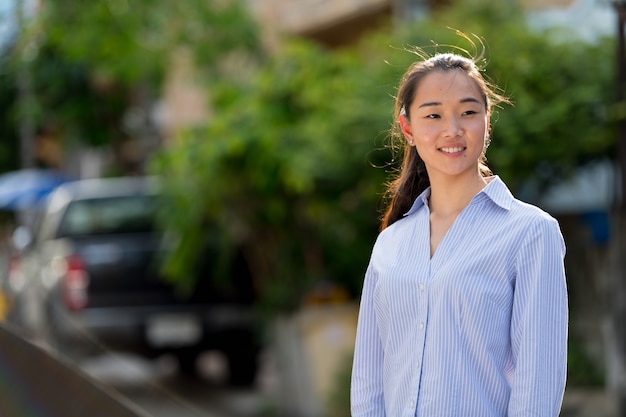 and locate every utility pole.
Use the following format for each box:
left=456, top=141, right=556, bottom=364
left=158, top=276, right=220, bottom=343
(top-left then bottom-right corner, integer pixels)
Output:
left=616, top=2, right=626, bottom=208
left=15, top=0, right=36, bottom=169
left=612, top=2, right=626, bottom=416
